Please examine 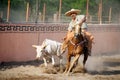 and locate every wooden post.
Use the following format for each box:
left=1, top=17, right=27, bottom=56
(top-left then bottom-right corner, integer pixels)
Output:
left=86, top=0, right=89, bottom=22
left=7, top=0, right=10, bottom=22
left=43, top=3, right=46, bottom=22
left=0, top=11, right=3, bottom=18
left=99, top=0, right=102, bottom=24
left=26, top=2, right=29, bottom=22
left=58, top=0, right=62, bottom=22
left=108, top=7, right=112, bottom=23
left=53, top=12, right=58, bottom=22
left=119, top=13, right=120, bottom=23
left=89, top=15, right=92, bottom=24
left=98, top=3, right=100, bottom=23
left=39, top=12, right=42, bottom=21
left=35, top=0, right=39, bottom=23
